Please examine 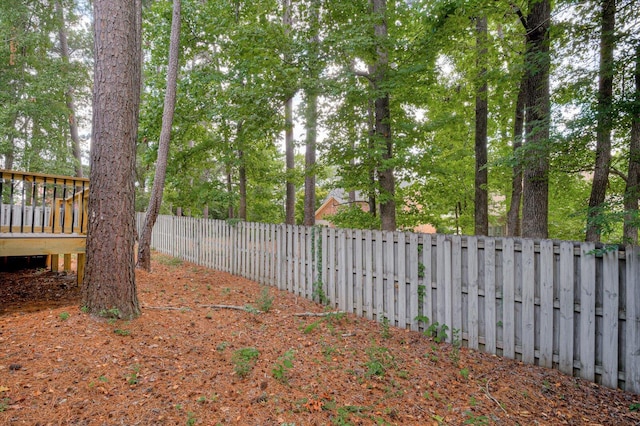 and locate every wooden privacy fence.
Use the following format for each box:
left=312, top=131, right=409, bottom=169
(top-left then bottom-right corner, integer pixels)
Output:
left=139, top=213, right=640, bottom=394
